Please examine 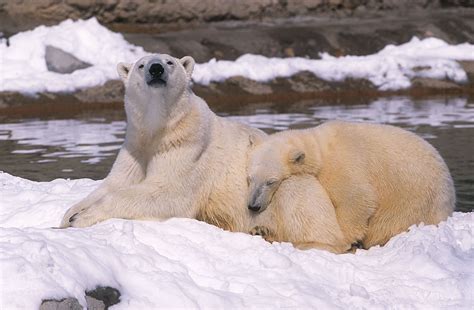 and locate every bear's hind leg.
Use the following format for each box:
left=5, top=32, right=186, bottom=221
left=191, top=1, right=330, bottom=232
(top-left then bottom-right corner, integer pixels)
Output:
left=326, top=177, right=378, bottom=245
